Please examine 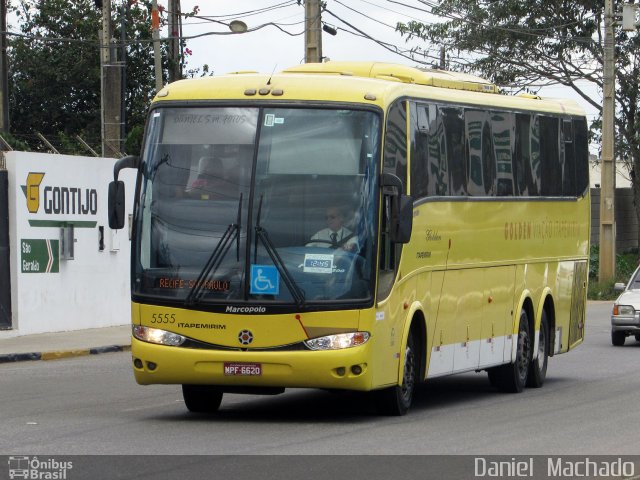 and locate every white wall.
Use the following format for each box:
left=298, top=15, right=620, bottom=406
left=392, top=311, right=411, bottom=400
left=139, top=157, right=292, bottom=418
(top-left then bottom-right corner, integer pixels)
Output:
left=3, top=152, right=136, bottom=335
left=590, top=157, right=632, bottom=188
